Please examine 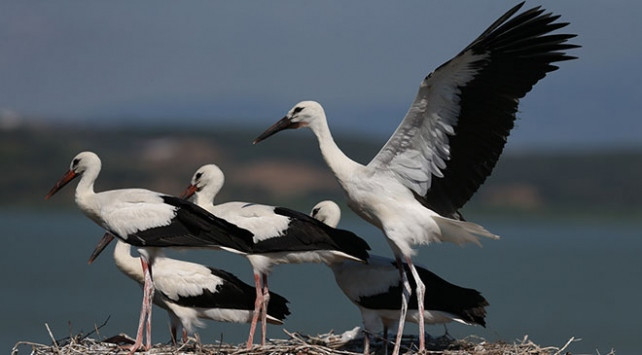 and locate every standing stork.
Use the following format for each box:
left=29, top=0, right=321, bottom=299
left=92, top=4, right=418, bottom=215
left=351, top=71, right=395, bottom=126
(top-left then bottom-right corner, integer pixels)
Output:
left=254, top=3, right=578, bottom=354
left=180, top=164, right=370, bottom=348
left=45, top=151, right=255, bottom=353
left=89, top=238, right=291, bottom=344
left=311, top=200, right=488, bottom=353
